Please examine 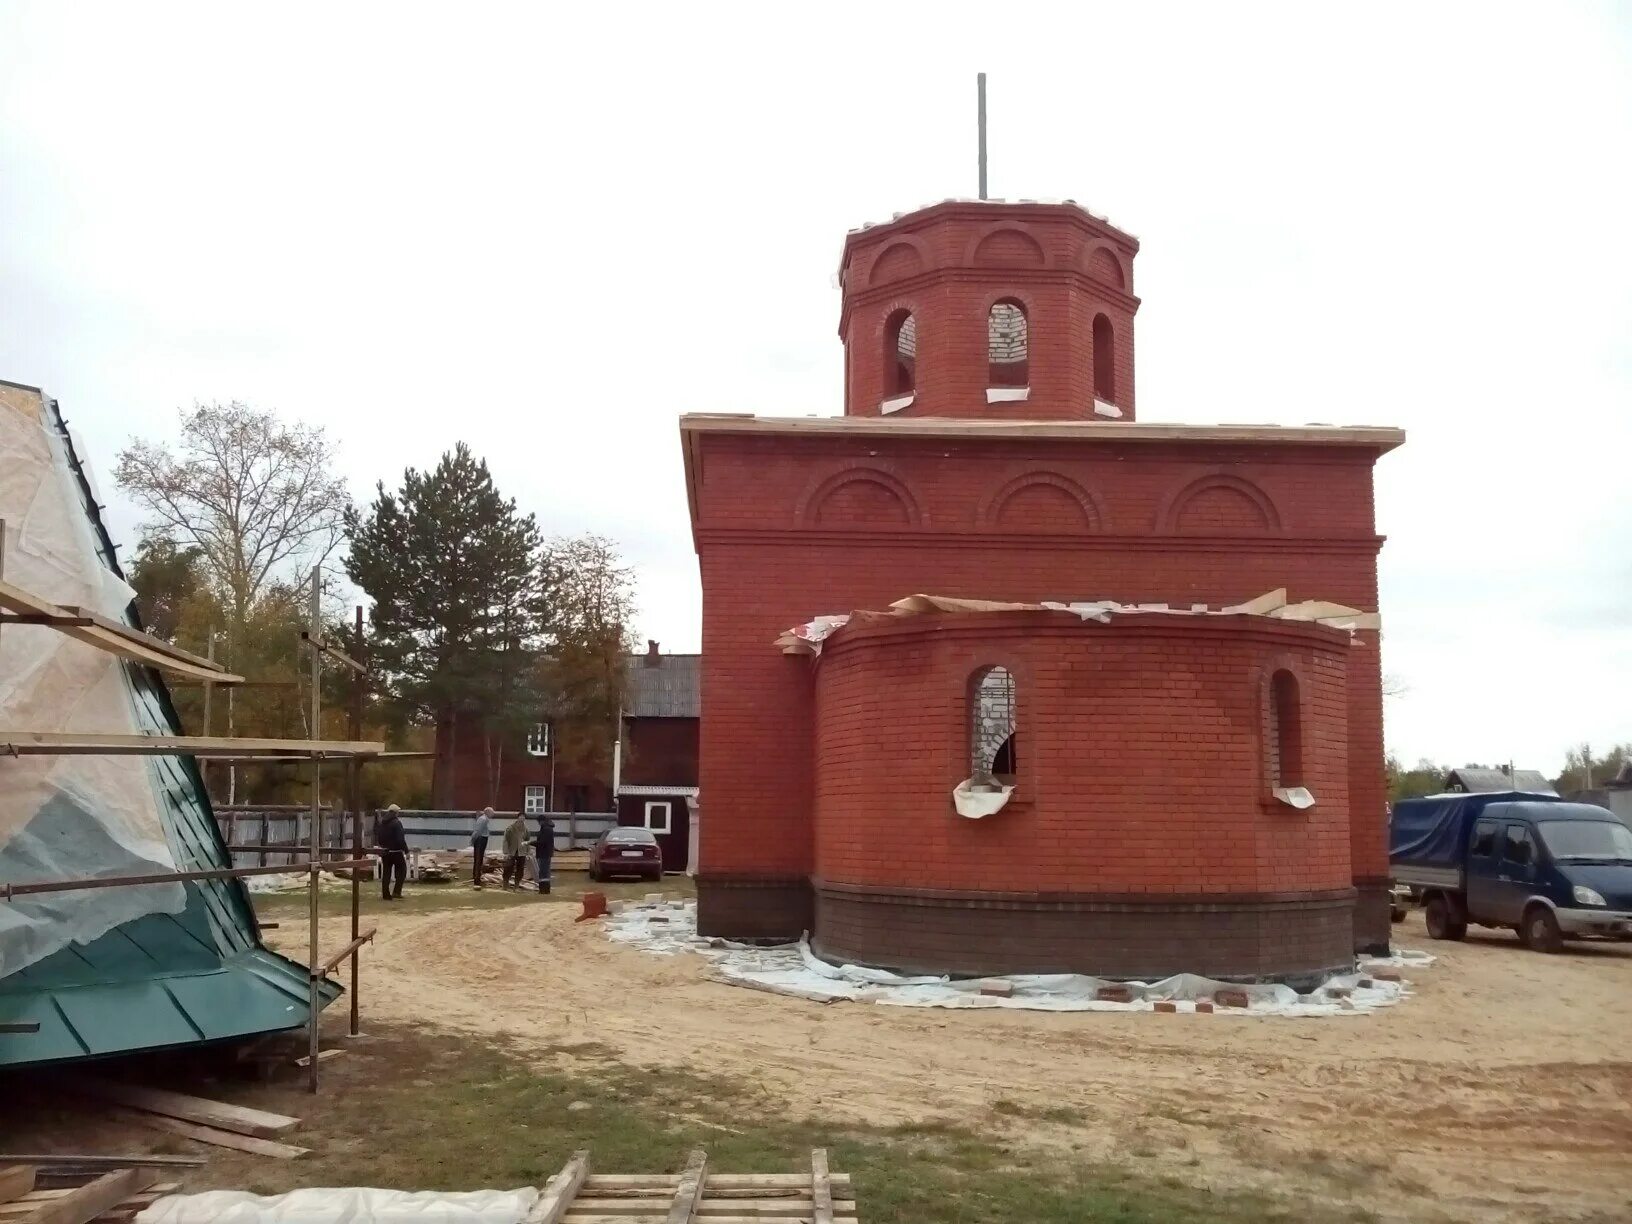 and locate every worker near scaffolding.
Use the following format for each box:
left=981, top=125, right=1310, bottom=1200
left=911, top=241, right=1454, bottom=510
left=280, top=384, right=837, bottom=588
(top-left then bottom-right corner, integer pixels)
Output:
left=534, top=813, right=555, bottom=894
left=376, top=804, right=409, bottom=901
